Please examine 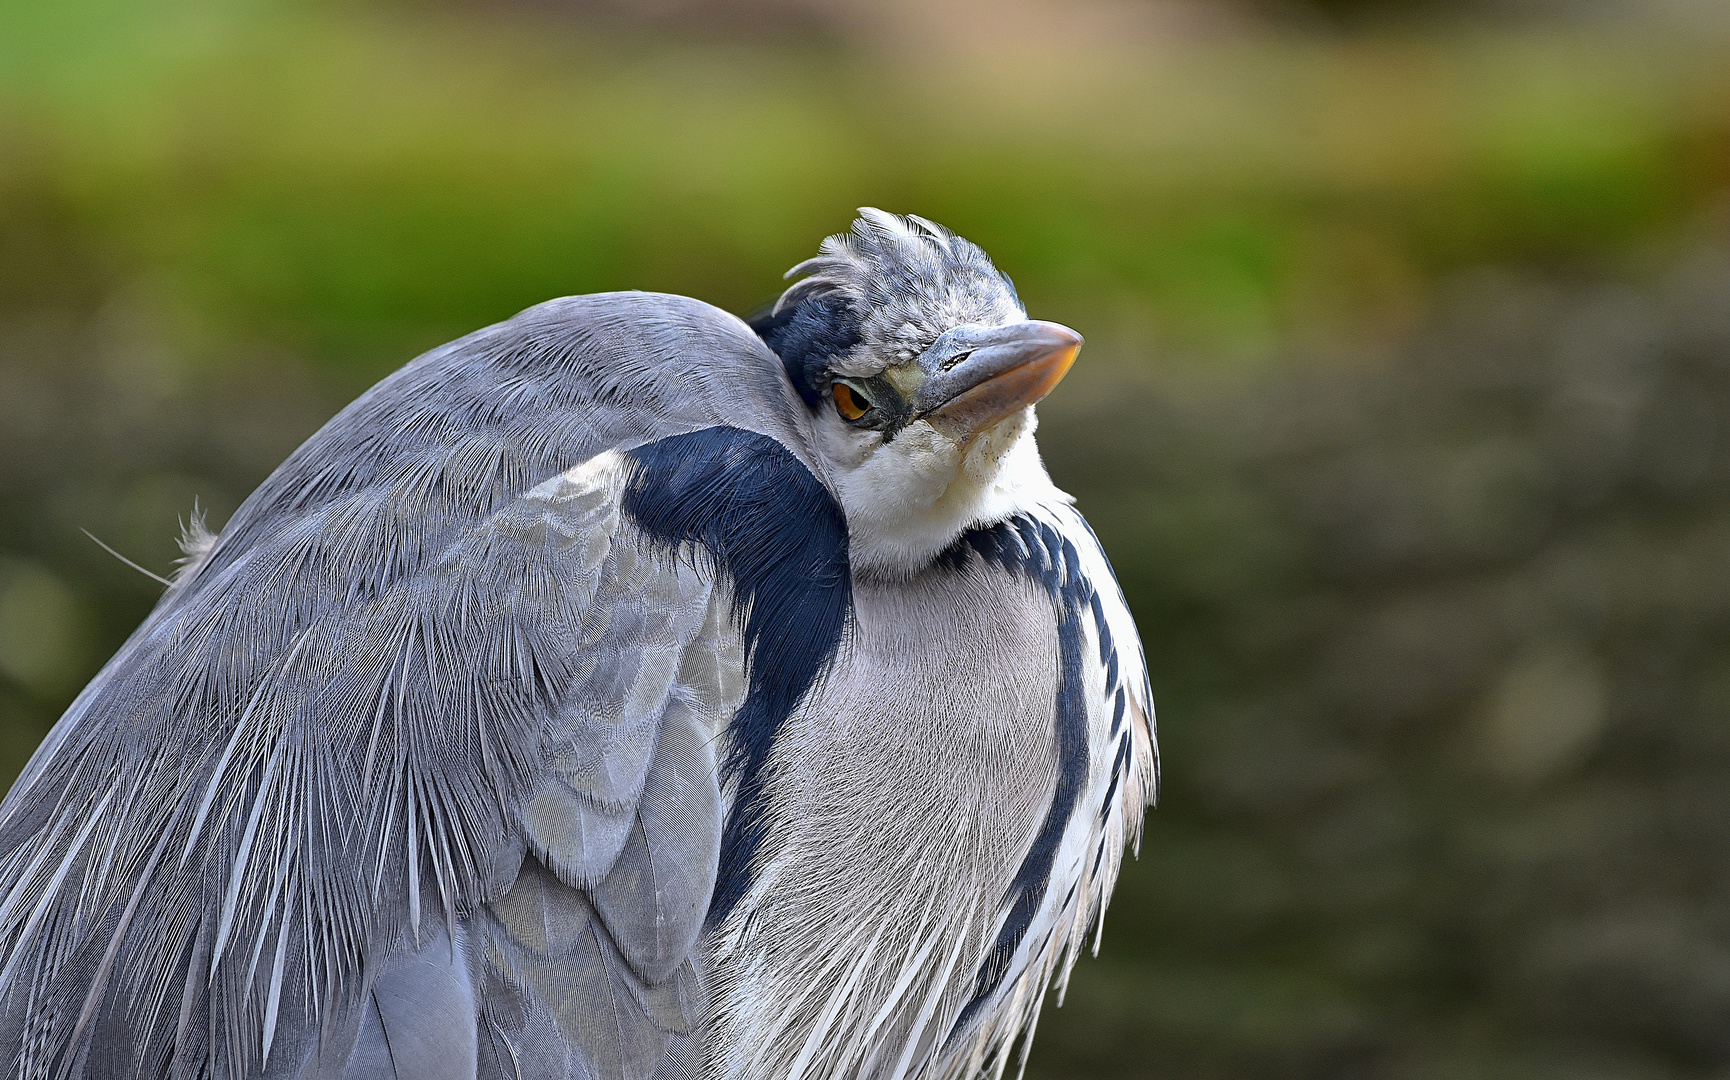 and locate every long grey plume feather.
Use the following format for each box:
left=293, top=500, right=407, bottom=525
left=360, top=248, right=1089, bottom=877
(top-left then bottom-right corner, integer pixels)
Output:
left=80, top=529, right=172, bottom=587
